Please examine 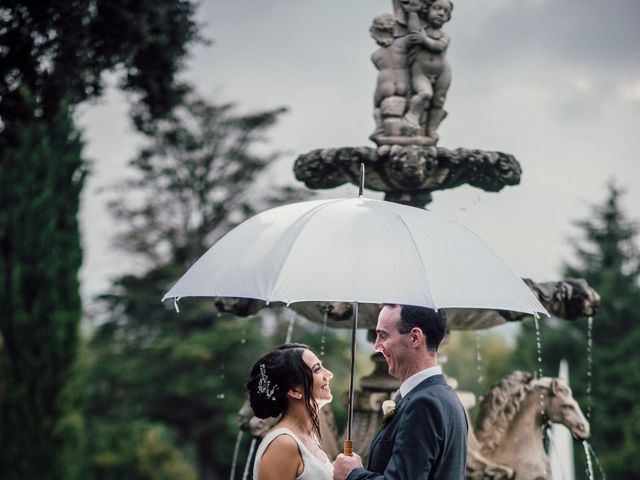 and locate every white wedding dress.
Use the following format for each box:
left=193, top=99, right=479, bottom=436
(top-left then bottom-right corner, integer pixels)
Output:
left=253, top=427, right=333, bottom=480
